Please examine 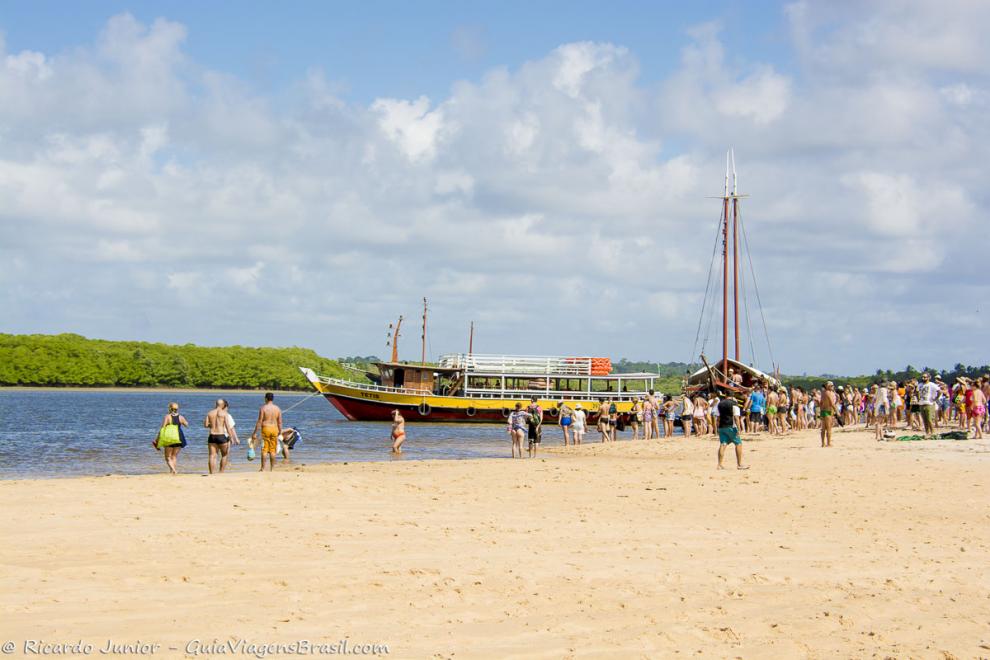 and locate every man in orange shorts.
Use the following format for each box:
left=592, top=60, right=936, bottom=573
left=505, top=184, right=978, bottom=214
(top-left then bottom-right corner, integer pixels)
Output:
left=250, top=392, right=283, bottom=472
